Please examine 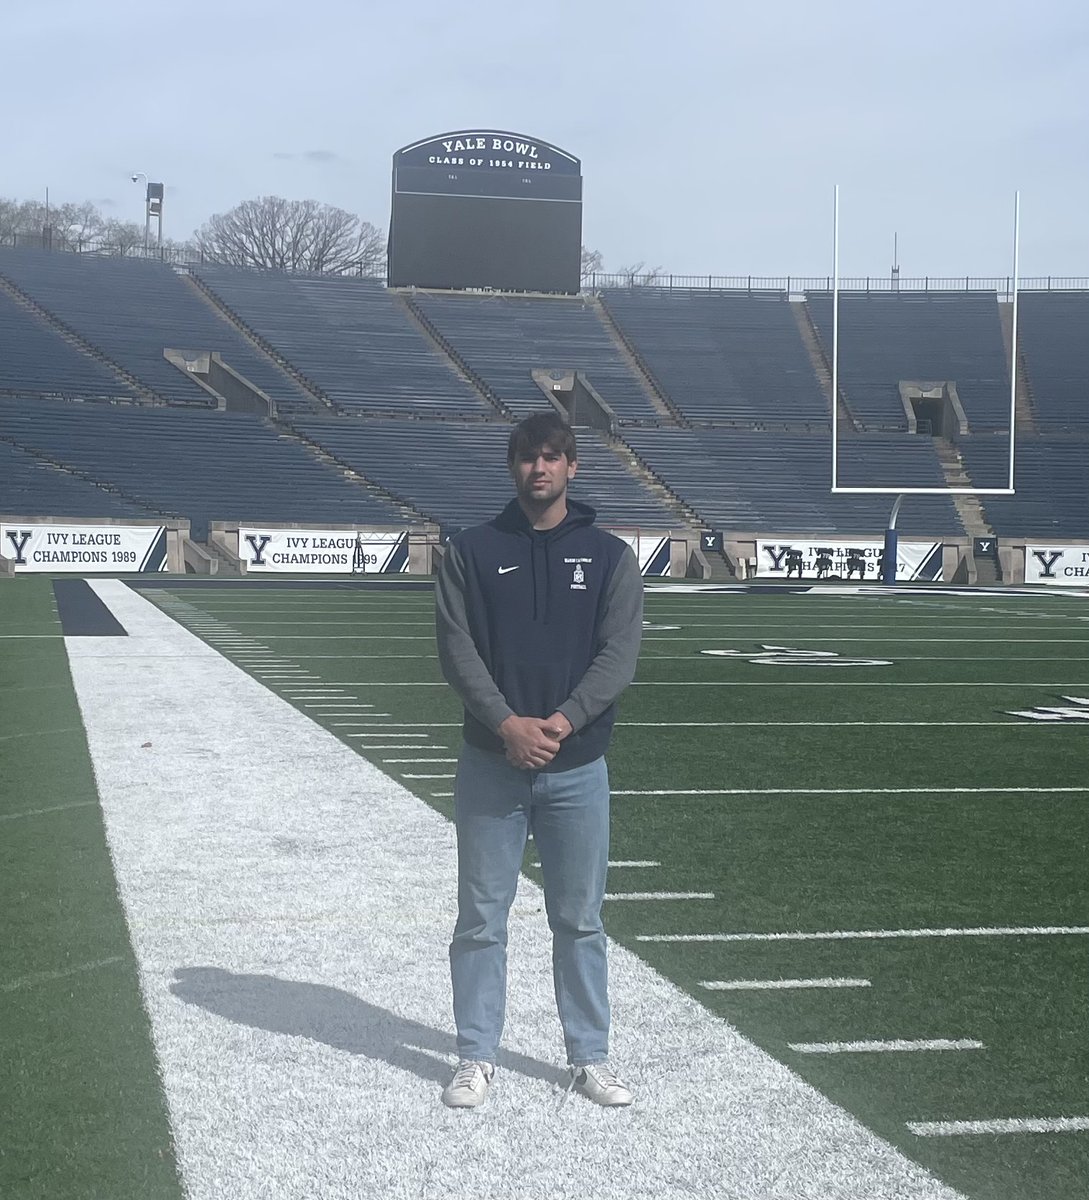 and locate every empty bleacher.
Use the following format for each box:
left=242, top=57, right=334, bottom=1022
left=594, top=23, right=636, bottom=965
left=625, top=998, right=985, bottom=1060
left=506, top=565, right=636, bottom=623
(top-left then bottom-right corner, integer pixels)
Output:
left=409, top=292, right=661, bottom=421
left=0, top=435, right=155, bottom=520
left=601, top=289, right=827, bottom=425
left=0, top=249, right=315, bottom=414
left=959, top=436, right=1089, bottom=537
left=622, top=429, right=964, bottom=535
left=194, top=266, right=490, bottom=417
left=0, top=398, right=409, bottom=540
left=806, top=291, right=1010, bottom=431
left=293, top=417, right=678, bottom=530
left=0, top=288, right=136, bottom=402
left=1017, top=293, right=1089, bottom=432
